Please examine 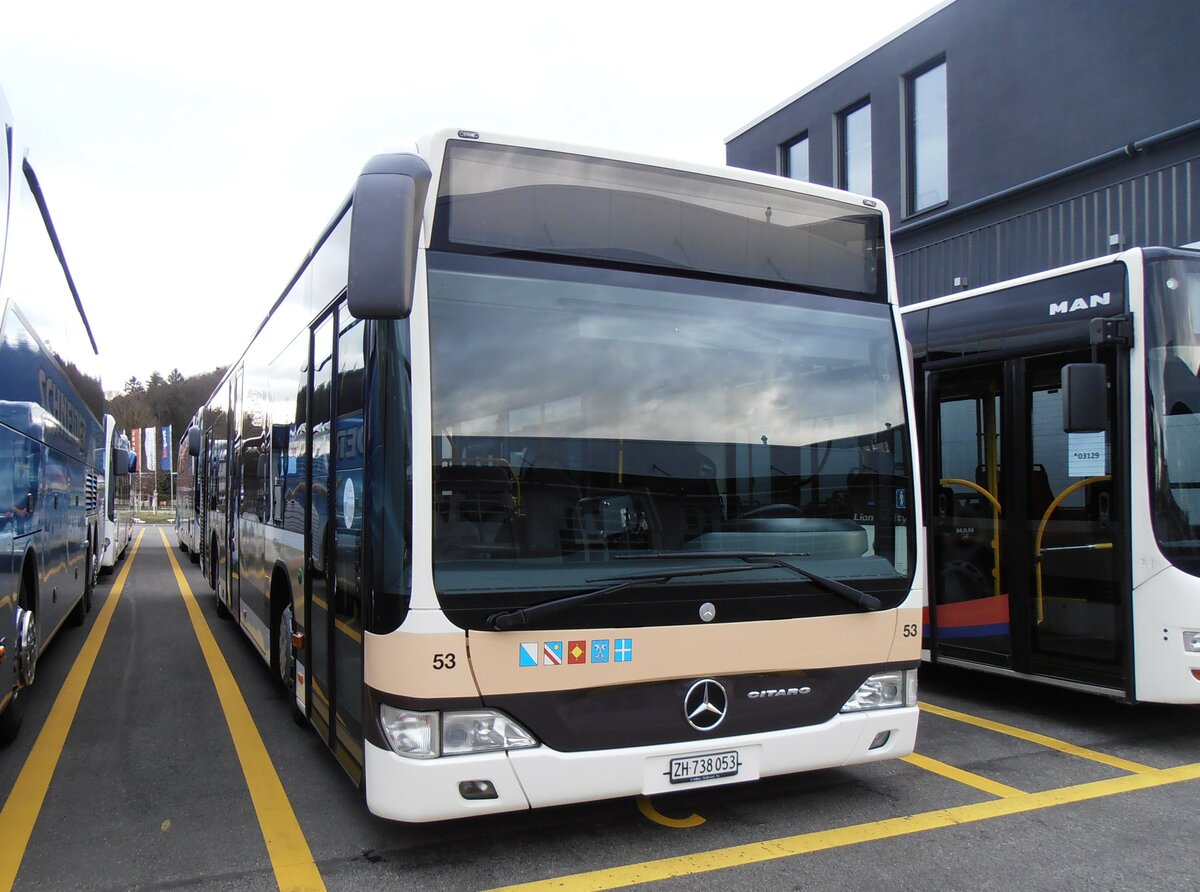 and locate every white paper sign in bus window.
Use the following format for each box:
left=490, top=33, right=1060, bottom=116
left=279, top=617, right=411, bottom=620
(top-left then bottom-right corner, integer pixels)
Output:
left=1068, top=431, right=1106, bottom=477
